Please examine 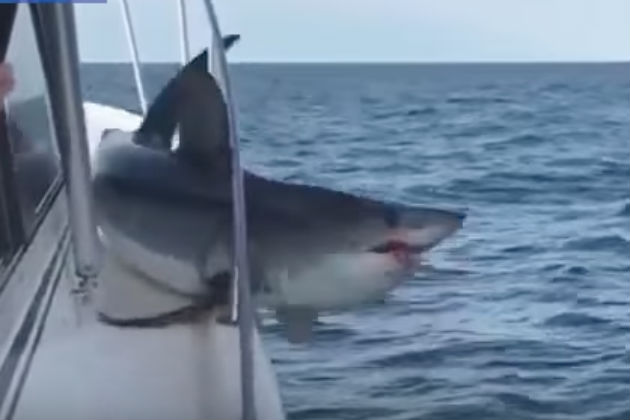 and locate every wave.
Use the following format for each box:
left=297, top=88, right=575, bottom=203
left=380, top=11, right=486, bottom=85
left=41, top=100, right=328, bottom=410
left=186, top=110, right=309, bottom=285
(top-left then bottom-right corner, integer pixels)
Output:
left=364, top=339, right=571, bottom=370
left=372, top=106, right=438, bottom=120
left=501, top=244, right=545, bottom=254
left=481, top=353, right=621, bottom=370
left=482, top=133, right=547, bottom=150
left=289, top=406, right=397, bottom=420
left=539, top=82, right=573, bottom=93
left=446, top=95, right=512, bottom=105
left=448, top=123, right=508, bottom=138
left=544, top=312, right=611, bottom=327
left=493, top=392, right=561, bottom=413
left=564, top=235, right=629, bottom=253
left=565, top=265, right=589, bottom=275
